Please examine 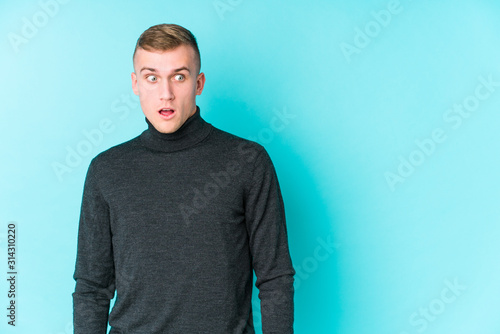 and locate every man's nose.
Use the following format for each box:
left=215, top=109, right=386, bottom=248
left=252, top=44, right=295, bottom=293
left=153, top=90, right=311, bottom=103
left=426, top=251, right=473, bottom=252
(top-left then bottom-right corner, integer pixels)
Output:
left=160, top=80, right=174, bottom=100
